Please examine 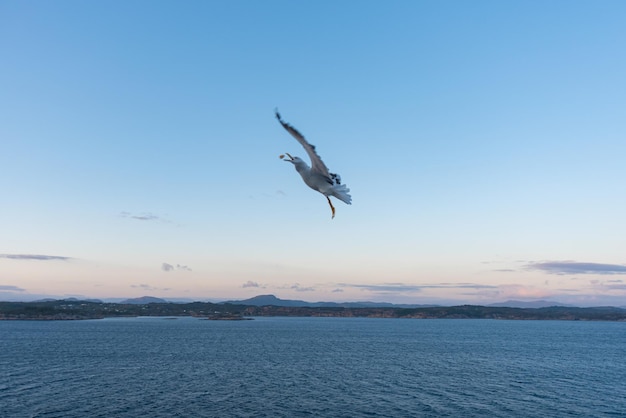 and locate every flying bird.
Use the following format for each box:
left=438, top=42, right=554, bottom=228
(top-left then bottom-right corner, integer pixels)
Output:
left=275, top=109, right=351, bottom=219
